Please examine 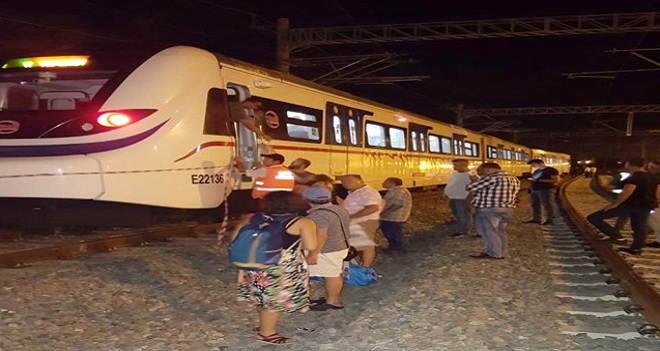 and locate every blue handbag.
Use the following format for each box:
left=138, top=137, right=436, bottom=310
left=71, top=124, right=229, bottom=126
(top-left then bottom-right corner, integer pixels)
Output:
left=343, top=262, right=377, bottom=286
left=310, top=263, right=377, bottom=286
